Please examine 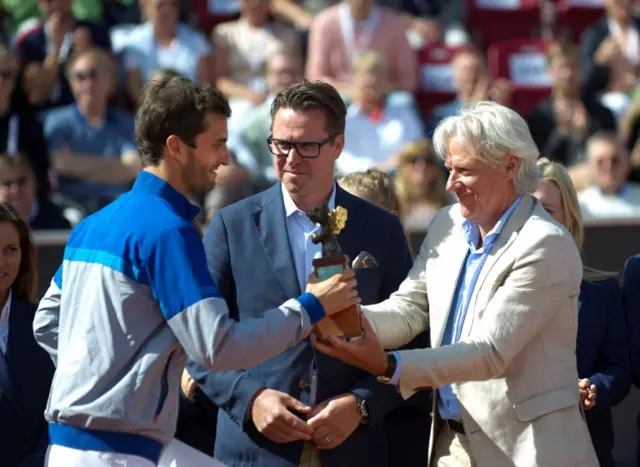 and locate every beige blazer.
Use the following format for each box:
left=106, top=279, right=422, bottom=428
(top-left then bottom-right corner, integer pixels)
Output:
left=363, top=195, right=599, bottom=467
